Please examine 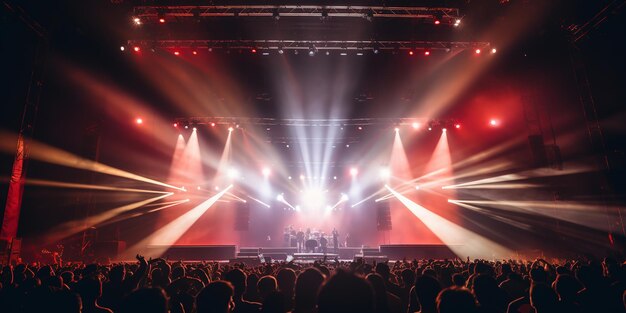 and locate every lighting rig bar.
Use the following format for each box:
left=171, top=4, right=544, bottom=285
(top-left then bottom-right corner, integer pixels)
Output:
left=133, top=5, right=461, bottom=23
left=174, top=117, right=459, bottom=128
left=127, top=39, right=490, bottom=53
